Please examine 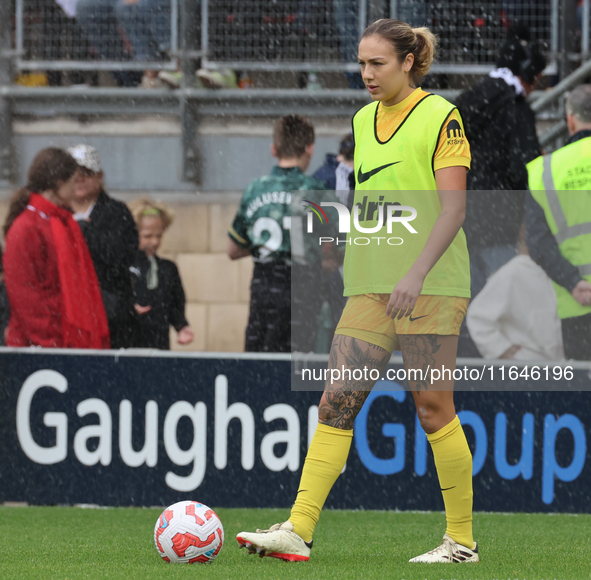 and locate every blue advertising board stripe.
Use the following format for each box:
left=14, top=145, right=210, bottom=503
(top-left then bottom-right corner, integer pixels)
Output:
left=0, top=349, right=590, bottom=512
